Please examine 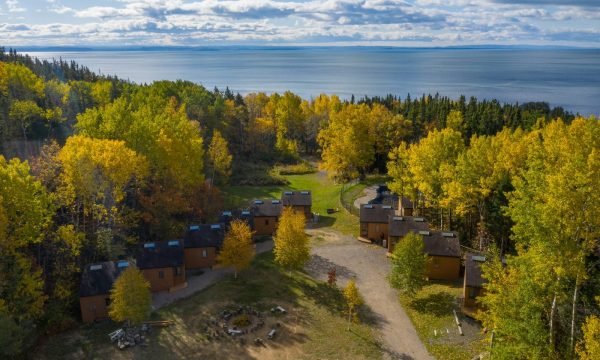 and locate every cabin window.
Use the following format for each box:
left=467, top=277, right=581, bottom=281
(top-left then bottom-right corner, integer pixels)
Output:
left=202, top=250, right=207, bottom=257
left=105, top=298, right=111, bottom=306
left=175, top=267, right=181, bottom=276
left=158, top=271, right=164, bottom=279
left=265, top=219, right=269, bottom=226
